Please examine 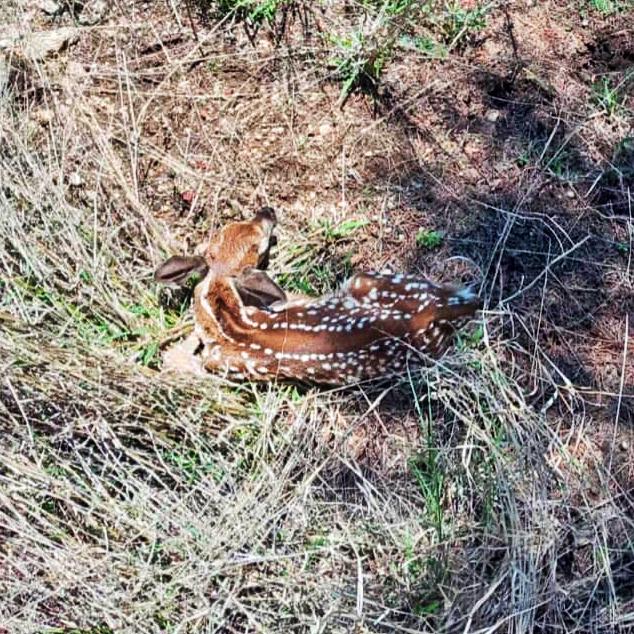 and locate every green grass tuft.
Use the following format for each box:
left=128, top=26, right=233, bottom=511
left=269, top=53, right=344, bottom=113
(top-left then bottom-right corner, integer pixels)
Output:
left=416, top=228, right=444, bottom=249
